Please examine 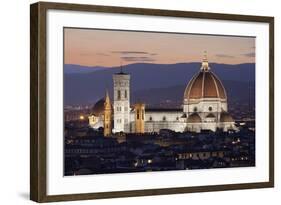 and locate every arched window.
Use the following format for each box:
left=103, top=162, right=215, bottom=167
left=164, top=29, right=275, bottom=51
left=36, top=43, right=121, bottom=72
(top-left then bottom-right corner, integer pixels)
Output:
left=117, top=90, right=121, bottom=100
left=125, top=90, right=127, bottom=99
left=193, top=107, right=198, bottom=112
left=208, top=106, right=212, bottom=111
left=137, top=110, right=140, bottom=120
left=163, top=116, right=166, bottom=121
left=176, top=117, right=179, bottom=121
left=149, top=116, right=153, bottom=121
